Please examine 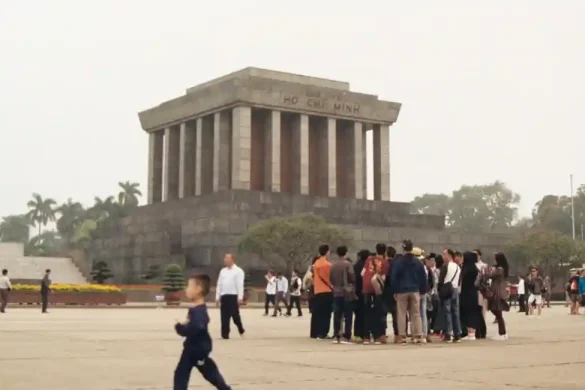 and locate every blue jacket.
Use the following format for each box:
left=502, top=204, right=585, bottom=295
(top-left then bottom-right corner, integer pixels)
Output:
left=390, top=253, right=428, bottom=295
left=579, top=277, right=585, bottom=295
